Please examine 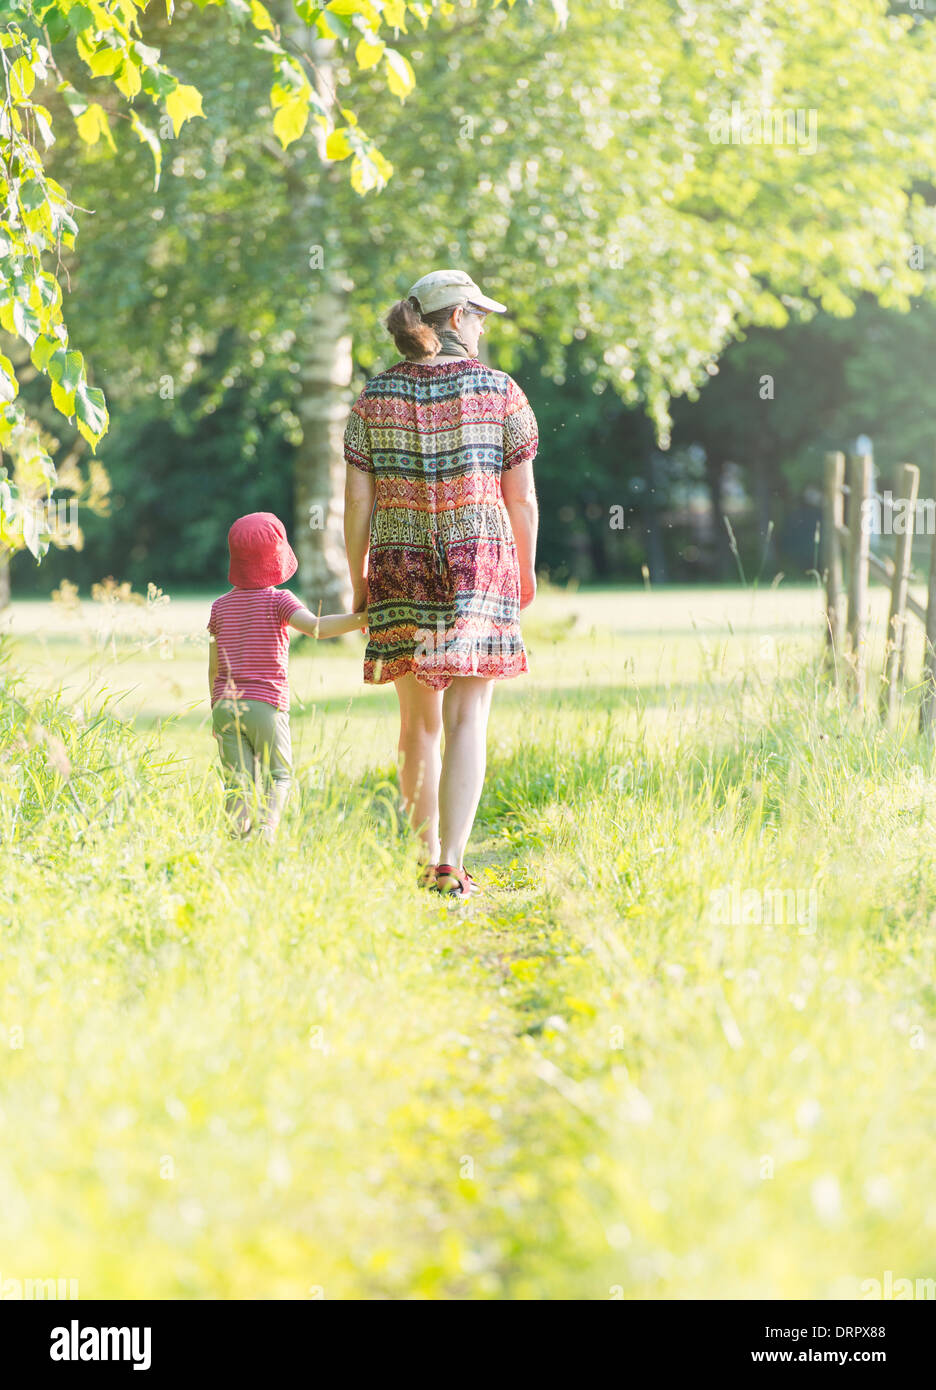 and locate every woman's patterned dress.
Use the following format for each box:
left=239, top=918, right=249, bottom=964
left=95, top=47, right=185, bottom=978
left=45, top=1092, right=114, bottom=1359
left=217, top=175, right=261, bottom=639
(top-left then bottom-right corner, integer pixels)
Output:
left=344, top=359, right=538, bottom=690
